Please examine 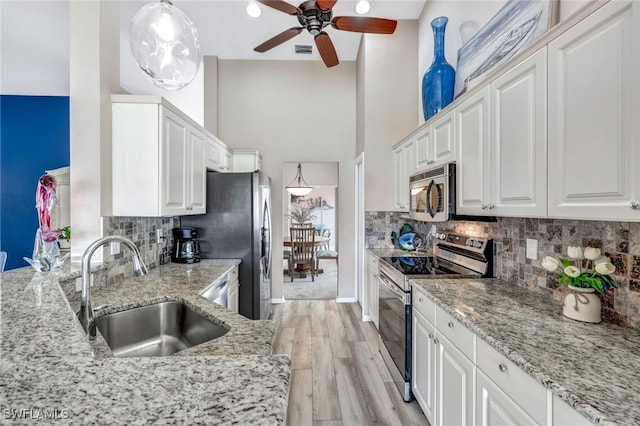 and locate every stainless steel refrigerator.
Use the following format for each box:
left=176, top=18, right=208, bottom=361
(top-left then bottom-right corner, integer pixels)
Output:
left=180, top=171, right=272, bottom=320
